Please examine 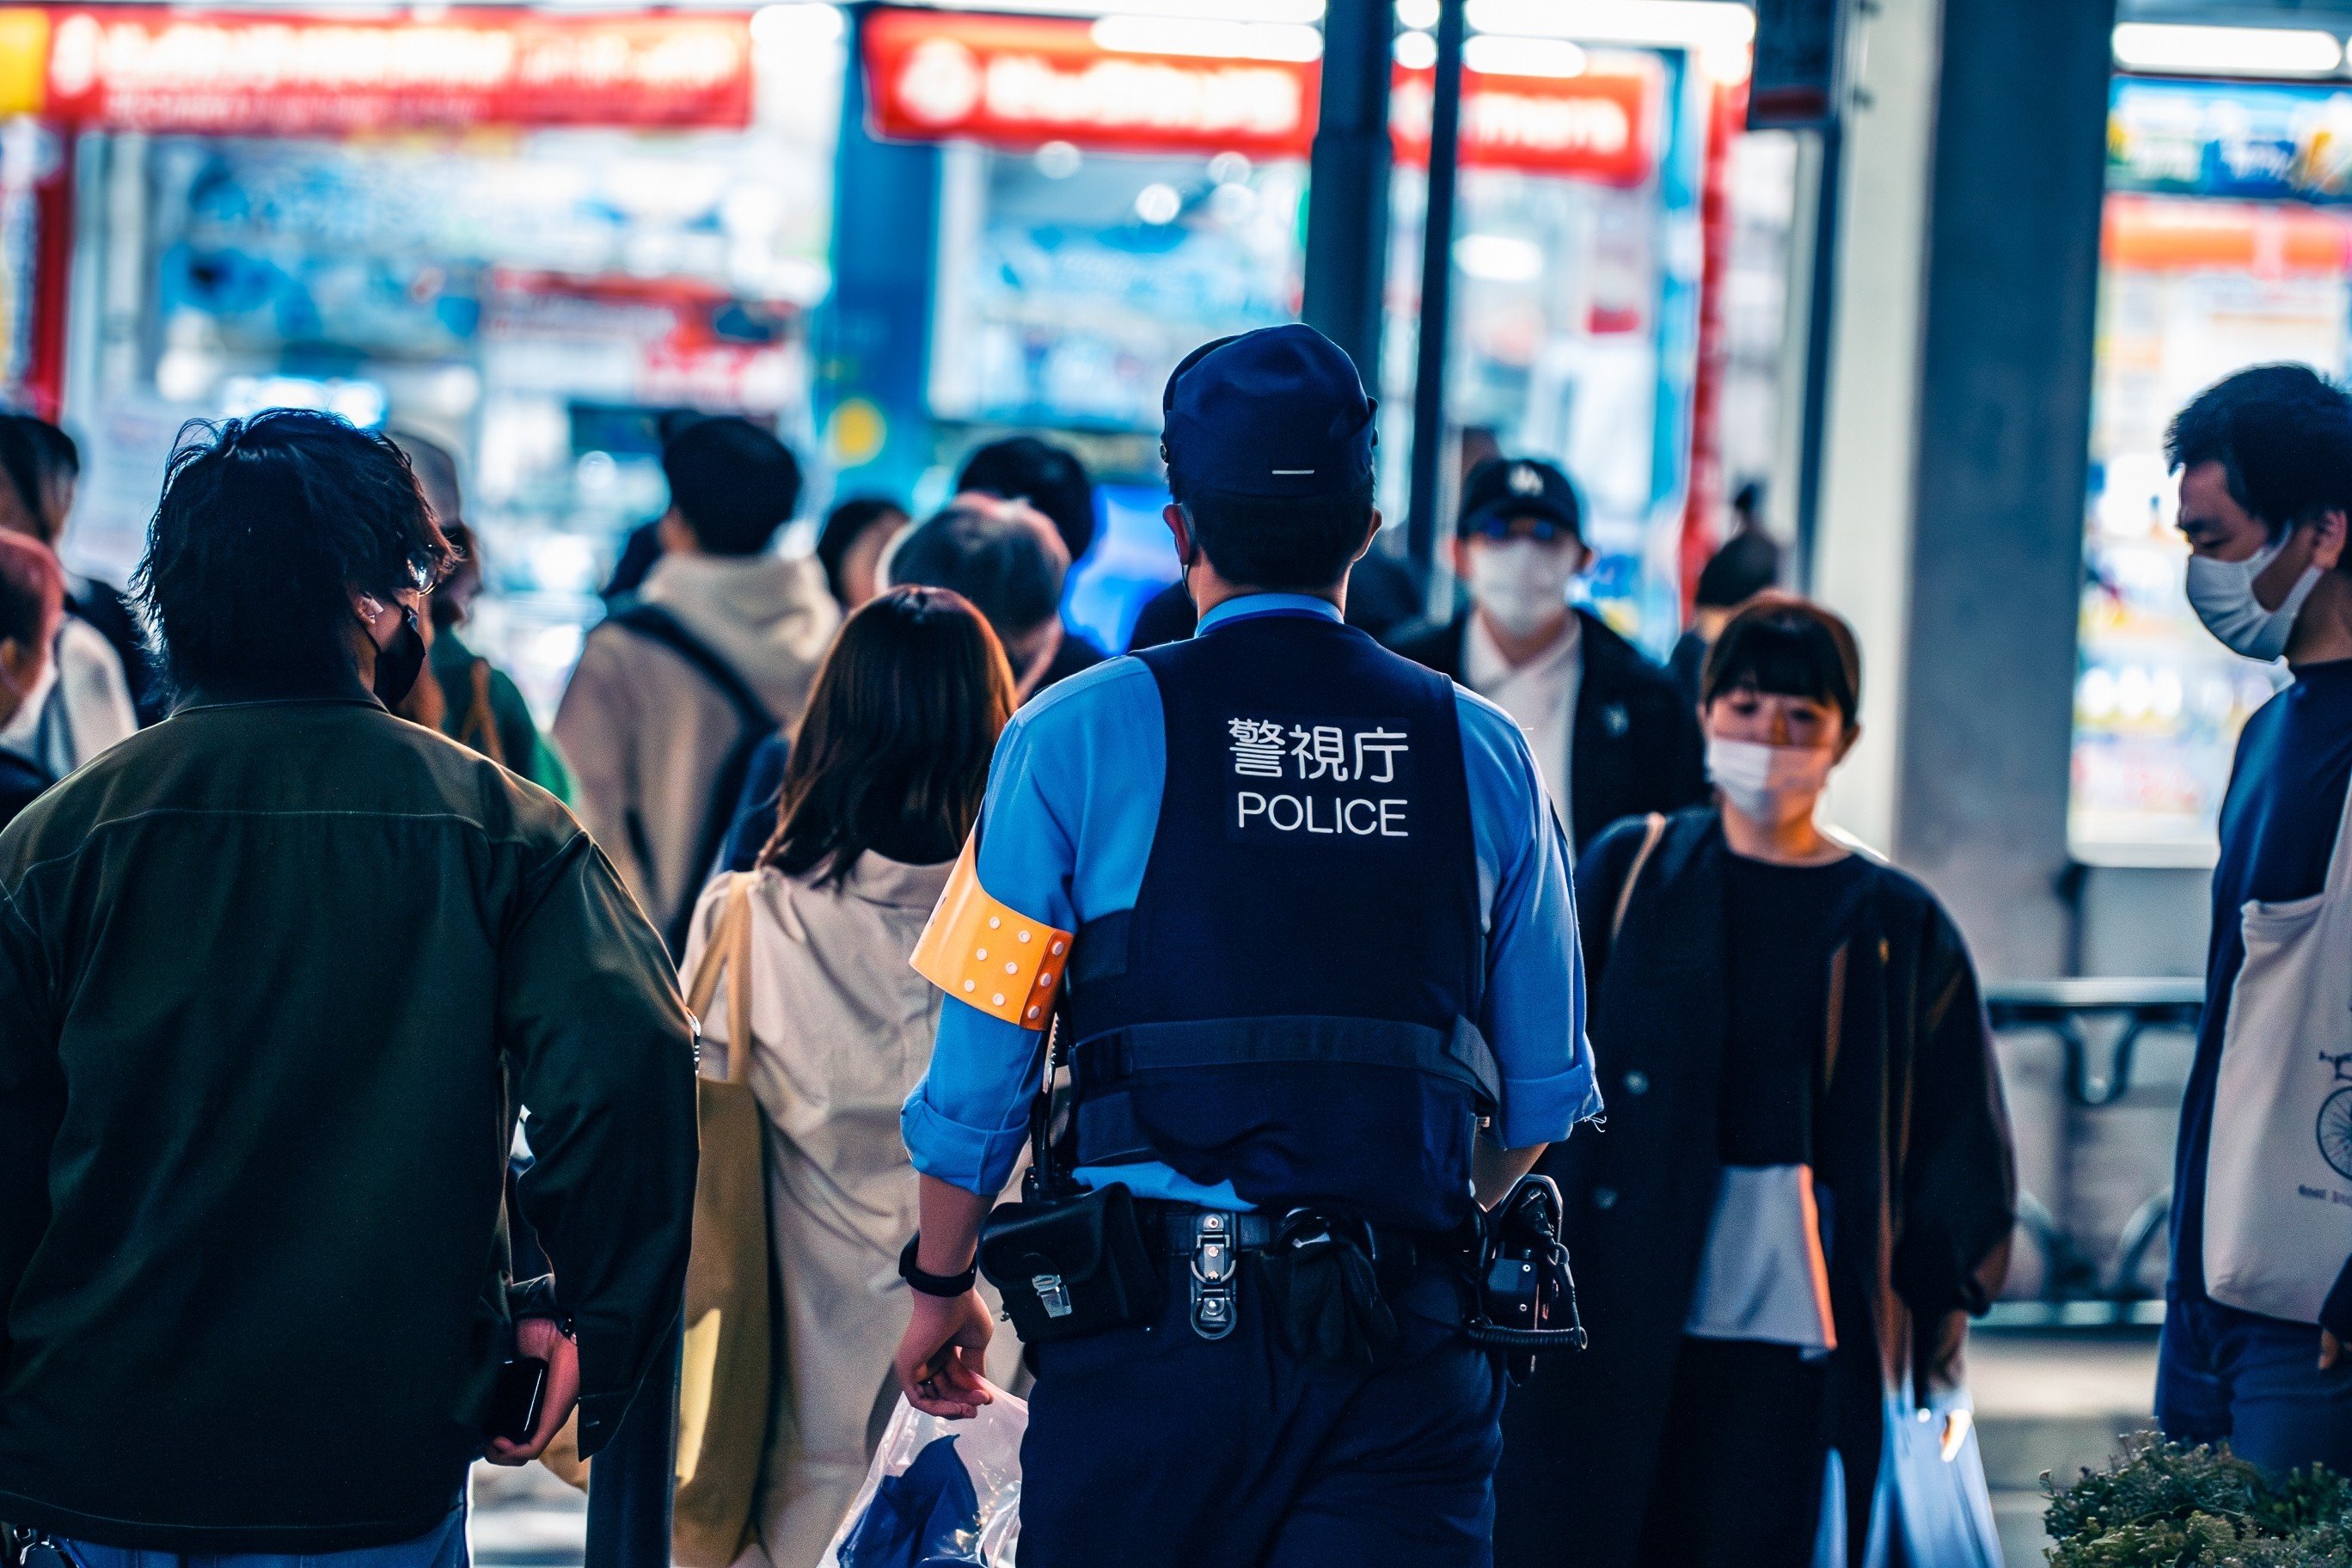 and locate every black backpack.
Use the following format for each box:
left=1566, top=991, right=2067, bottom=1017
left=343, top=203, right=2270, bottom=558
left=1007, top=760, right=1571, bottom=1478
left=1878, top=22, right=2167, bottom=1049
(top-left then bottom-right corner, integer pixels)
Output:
left=602, top=601, right=778, bottom=958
